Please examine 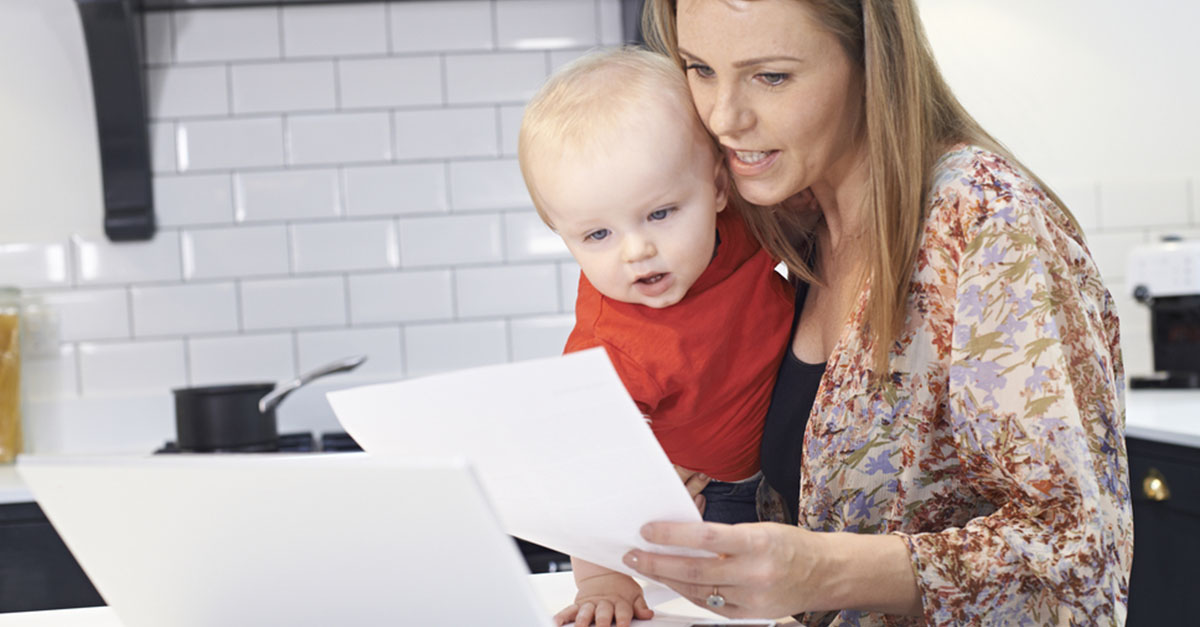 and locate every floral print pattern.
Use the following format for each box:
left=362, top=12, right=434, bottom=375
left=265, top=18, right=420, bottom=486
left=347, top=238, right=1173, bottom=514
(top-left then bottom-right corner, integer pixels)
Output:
left=782, top=146, right=1132, bottom=626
